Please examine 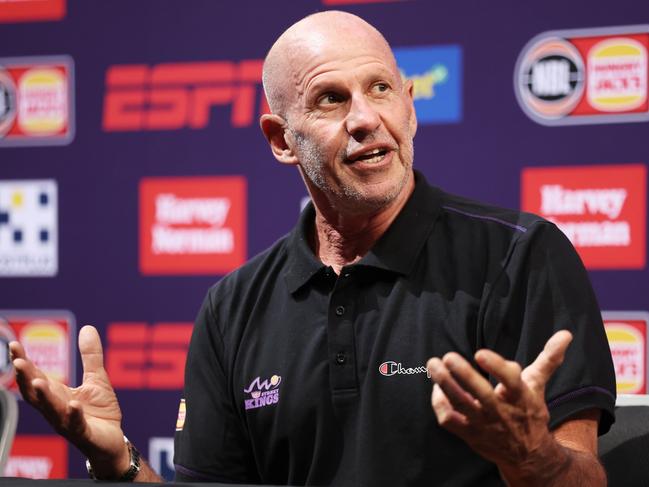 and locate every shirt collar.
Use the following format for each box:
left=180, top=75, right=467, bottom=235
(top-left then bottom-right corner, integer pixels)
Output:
left=283, top=170, right=441, bottom=294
